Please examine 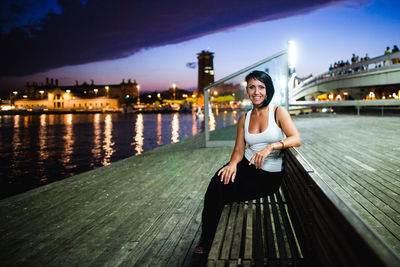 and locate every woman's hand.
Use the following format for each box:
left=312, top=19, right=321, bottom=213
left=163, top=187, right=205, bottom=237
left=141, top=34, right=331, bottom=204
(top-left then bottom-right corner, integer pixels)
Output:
left=218, top=163, right=237, bottom=184
left=249, top=145, right=273, bottom=169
